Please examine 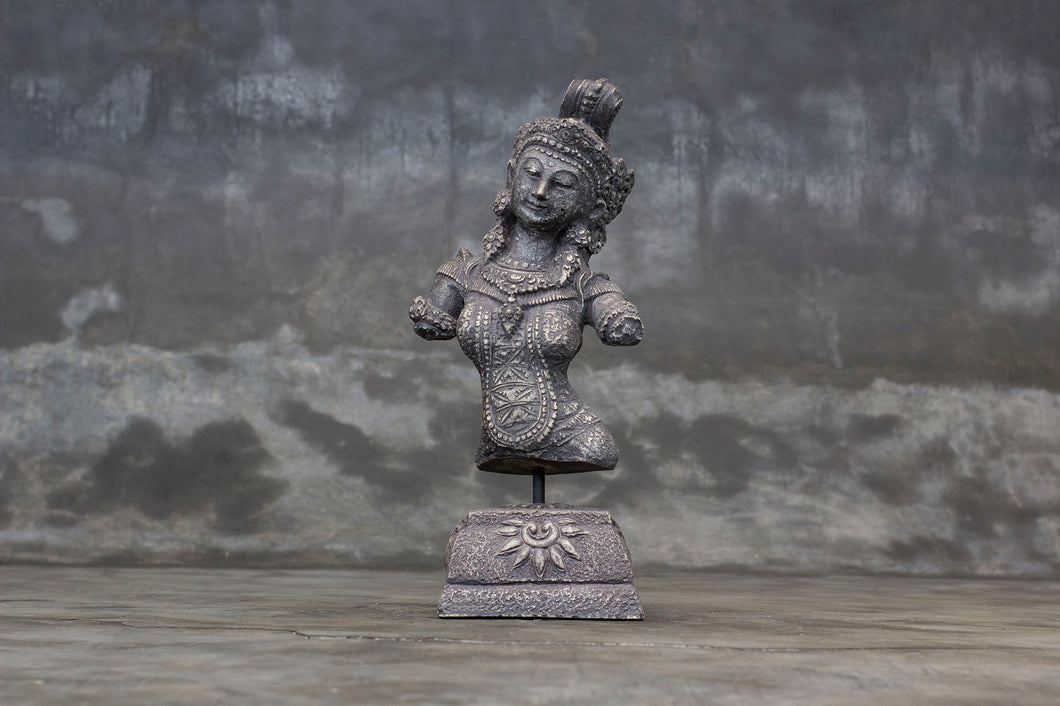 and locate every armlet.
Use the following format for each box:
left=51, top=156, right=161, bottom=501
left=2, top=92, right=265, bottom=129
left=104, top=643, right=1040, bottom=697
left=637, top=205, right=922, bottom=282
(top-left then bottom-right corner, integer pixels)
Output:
left=598, top=299, right=638, bottom=330
left=409, top=296, right=456, bottom=337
